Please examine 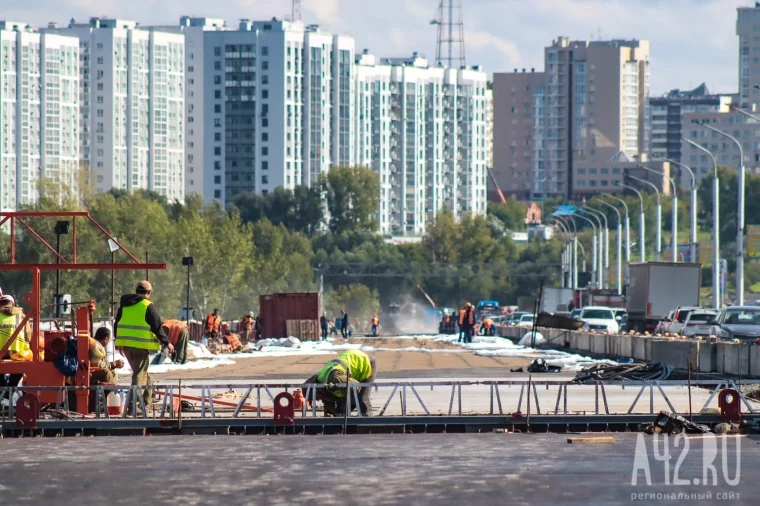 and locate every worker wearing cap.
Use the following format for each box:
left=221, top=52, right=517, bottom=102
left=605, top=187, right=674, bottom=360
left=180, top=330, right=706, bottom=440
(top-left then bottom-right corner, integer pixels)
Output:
left=303, top=349, right=376, bottom=416
left=0, top=294, right=32, bottom=392
left=114, top=281, right=171, bottom=407
left=458, top=302, right=475, bottom=344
